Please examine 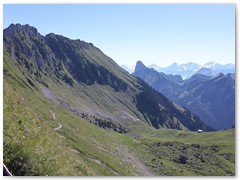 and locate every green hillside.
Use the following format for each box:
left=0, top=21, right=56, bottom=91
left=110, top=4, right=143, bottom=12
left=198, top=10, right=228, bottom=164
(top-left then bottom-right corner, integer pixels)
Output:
left=3, top=50, right=235, bottom=176
left=3, top=51, right=154, bottom=176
